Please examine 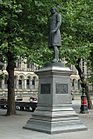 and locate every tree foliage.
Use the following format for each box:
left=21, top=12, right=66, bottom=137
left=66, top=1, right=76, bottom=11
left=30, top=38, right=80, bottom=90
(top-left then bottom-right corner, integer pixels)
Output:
left=0, top=0, right=93, bottom=114
left=59, top=0, right=93, bottom=65
left=0, top=0, right=59, bottom=64
left=0, top=0, right=93, bottom=66
left=0, top=0, right=62, bottom=115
